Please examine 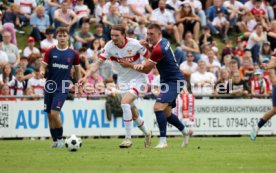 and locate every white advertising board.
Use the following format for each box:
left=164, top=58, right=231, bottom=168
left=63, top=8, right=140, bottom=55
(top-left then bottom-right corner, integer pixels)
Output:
left=0, top=99, right=275, bottom=137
